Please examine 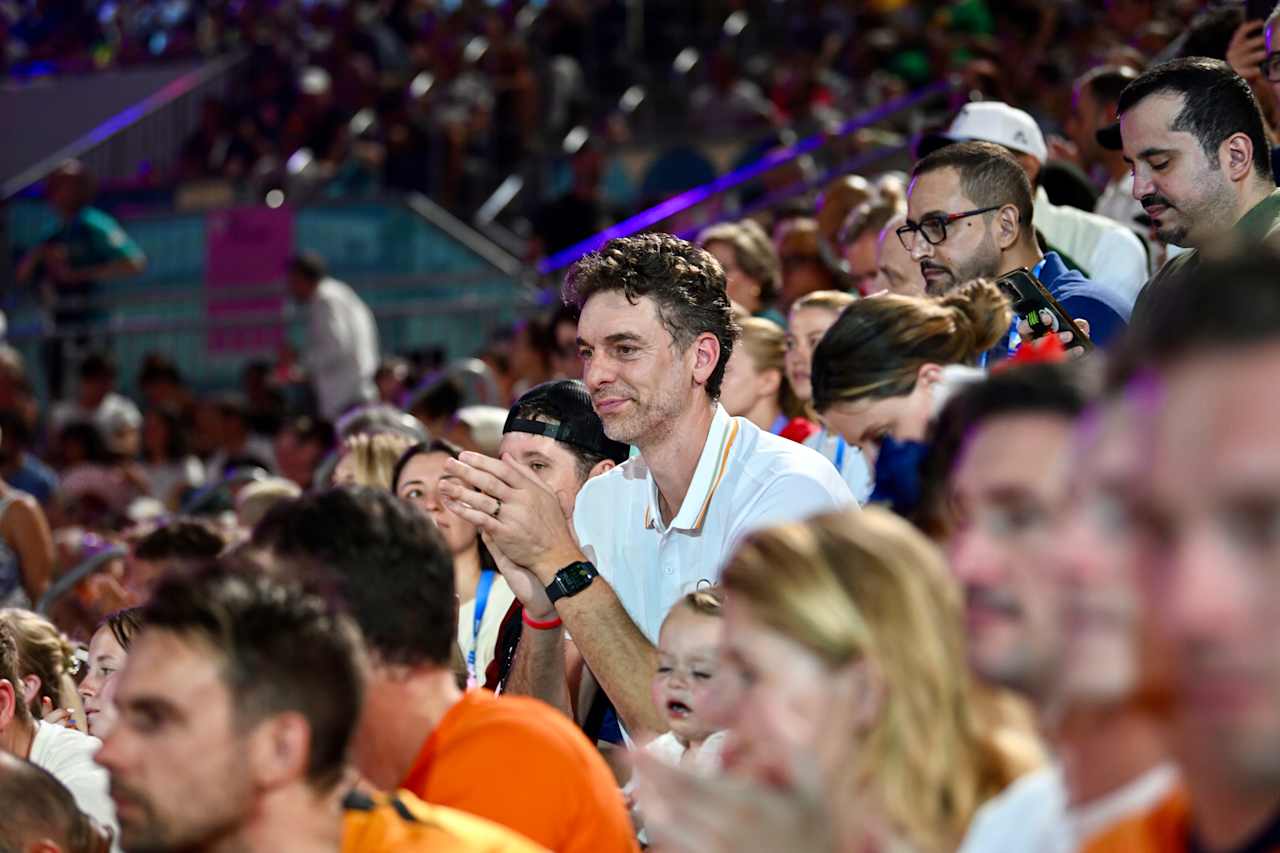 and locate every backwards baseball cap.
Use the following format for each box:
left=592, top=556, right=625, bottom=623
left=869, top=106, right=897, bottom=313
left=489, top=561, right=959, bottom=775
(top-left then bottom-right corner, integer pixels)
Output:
left=918, top=101, right=1049, bottom=163
left=1096, top=121, right=1122, bottom=152
left=503, top=380, right=631, bottom=464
